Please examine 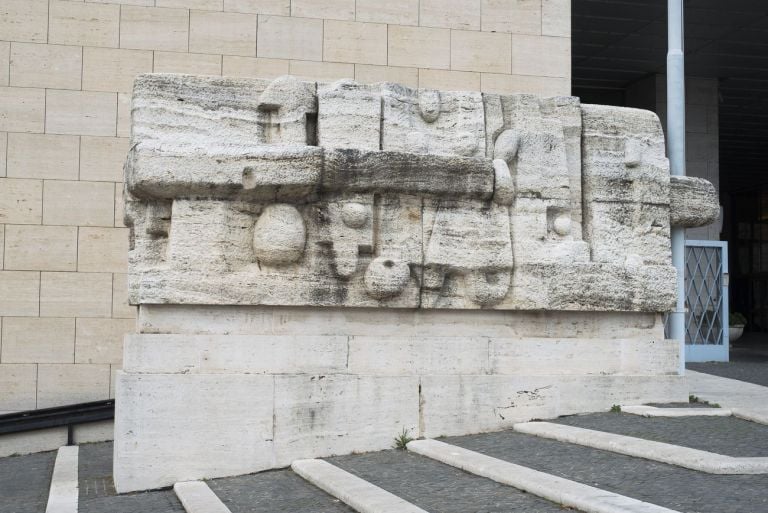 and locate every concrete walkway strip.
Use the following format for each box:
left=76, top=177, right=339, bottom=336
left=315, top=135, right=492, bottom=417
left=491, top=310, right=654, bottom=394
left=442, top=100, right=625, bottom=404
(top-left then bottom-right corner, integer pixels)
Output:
left=45, top=445, right=78, bottom=513
left=174, top=481, right=232, bottom=513
left=407, top=439, right=678, bottom=513
left=514, top=421, right=768, bottom=474
left=292, top=459, right=429, bottom=513
left=687, top=370, right=768, bottom=425
left=622, top=405, right=733, bottom=417
left=732, top=408, right=768, bottom=426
